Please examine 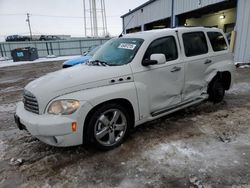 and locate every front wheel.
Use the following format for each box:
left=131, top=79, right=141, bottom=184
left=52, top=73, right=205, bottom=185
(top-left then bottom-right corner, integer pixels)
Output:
left=208, top=78, right=225, bottom=103
left=86, top=103, right=131, bottom=150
